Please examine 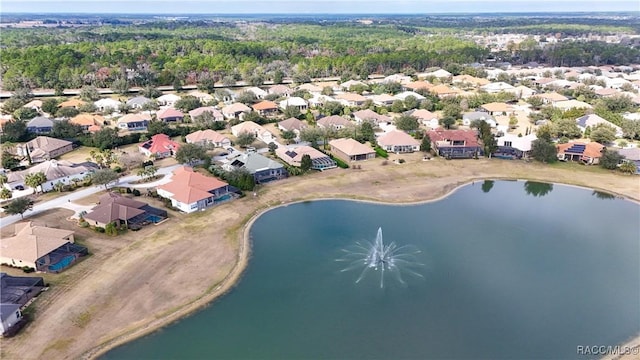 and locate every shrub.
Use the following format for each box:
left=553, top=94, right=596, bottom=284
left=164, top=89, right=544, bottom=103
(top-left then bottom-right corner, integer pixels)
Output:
left=113, top=166, right=123, bottom=173
left=374, top=146, right=389, bottom=159
left=105, top=222, right=118, bottom=236
left=95, top=226, right=105, bottom=233
left=126, top=187, right=133, bottom=193
left=79, top=221, right=89, bottom=228
left=398, top=159, right=406, bottom=164
left=132, top=189, right=141, bottom=196
left=22, top=266, right=35, bottom=273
